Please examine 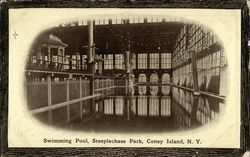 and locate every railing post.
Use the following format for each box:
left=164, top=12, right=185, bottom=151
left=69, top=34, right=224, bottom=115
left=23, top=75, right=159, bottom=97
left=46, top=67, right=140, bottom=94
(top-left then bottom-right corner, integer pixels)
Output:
left=47, top=75, right=52, bottom=125
left=79, top=77, right=83, bottom=119
left=66, top=77, right=70, bottom=123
